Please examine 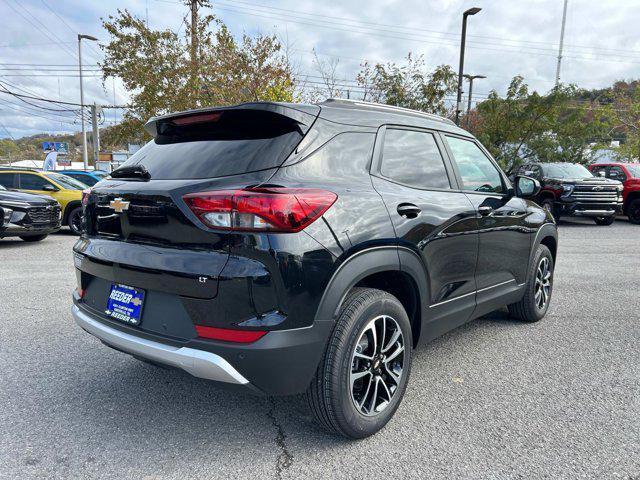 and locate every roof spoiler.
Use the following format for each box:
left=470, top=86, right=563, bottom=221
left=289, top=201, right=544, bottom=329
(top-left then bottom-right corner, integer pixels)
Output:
left=144, top=102, right=320, bottom=138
